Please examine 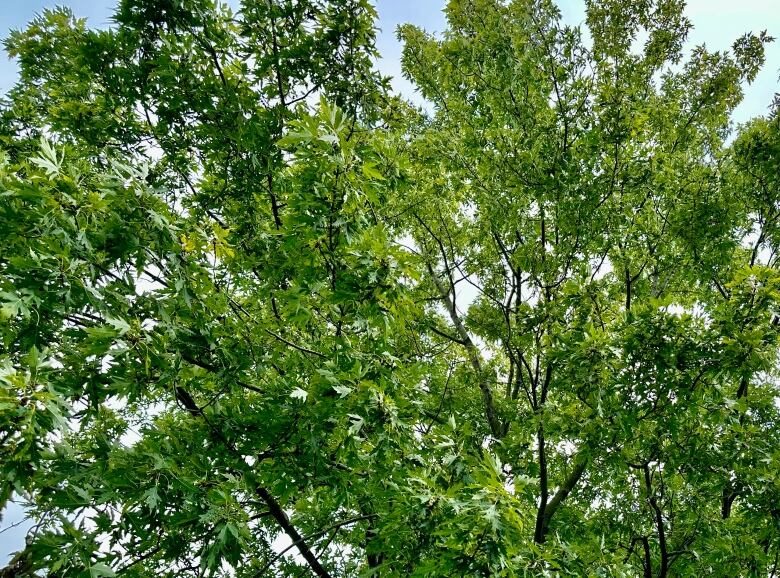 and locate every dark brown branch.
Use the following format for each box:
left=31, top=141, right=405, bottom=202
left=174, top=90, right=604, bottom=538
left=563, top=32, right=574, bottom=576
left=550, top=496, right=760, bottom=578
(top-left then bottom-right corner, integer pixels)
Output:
left=252, top=514, right=376, bottom=577
left=176, top=384, right=332, bottom=578
left=534, top=426, right=549, bottom=544
left=641, top=536, right=652, bottom=578
left=428, top=323, right=467, bottom=345
left=252, top=486, right=334, bottom=578
left=179, top=352, right=265, bottom=394
left=643, top=464, right=669, bottom=578
left=175, top=386, right=202, bottom=416
left=536, top=449, right=589, bottom=542
left=425, top=261, right=504, bottom=439
left=264, top=328, right=327, bottom=359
